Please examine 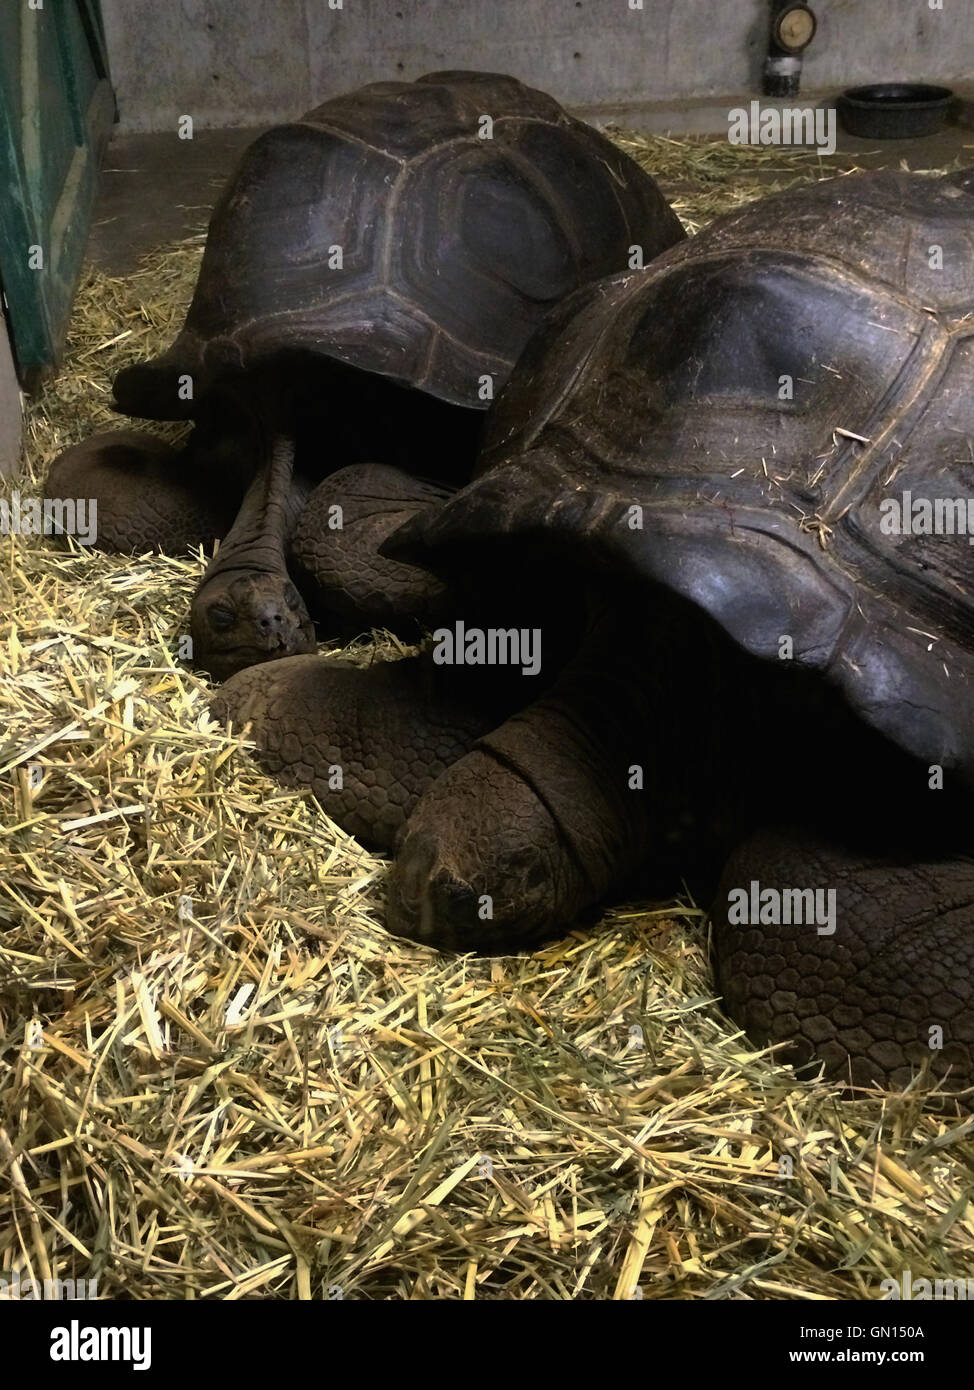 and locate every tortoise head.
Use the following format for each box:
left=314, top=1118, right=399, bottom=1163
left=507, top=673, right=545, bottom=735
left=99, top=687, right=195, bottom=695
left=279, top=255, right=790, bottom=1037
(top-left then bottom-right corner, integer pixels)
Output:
left=191, top=570, right=316, bottom=681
